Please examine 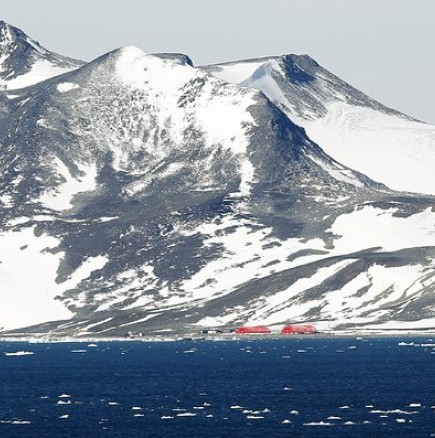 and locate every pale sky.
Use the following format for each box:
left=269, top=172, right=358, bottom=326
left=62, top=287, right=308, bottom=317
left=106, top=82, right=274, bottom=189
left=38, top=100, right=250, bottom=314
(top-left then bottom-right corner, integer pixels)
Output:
left=2, top=0, right=435, bottom=123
